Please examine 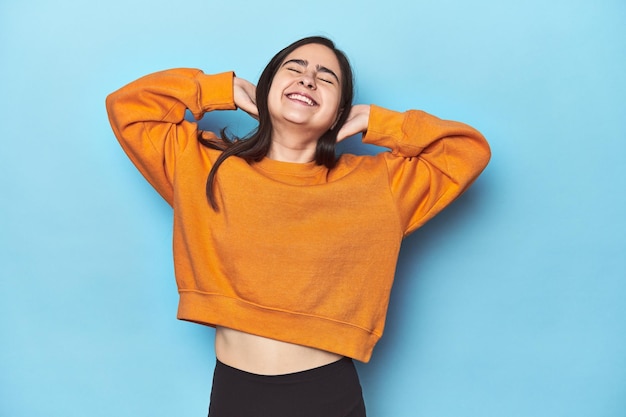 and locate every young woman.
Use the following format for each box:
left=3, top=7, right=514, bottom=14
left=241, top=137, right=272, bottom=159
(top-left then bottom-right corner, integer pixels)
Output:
left=106, top=36, right=490, bottom=417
